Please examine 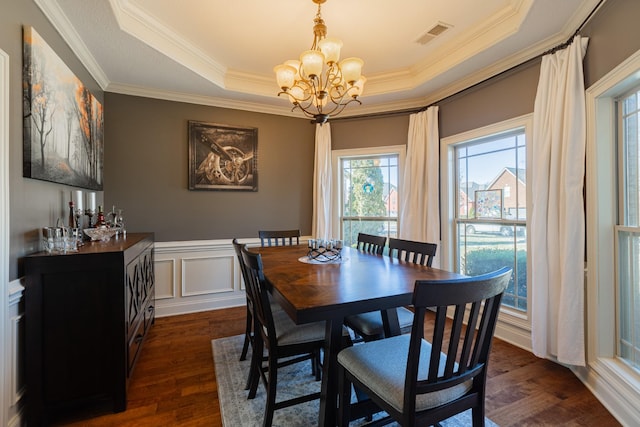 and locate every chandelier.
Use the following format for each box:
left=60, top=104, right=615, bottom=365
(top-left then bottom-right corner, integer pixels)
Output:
left=273, top=0, right=366, bottom=124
